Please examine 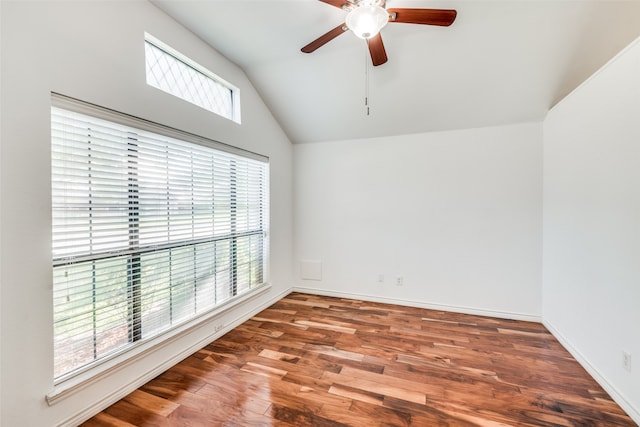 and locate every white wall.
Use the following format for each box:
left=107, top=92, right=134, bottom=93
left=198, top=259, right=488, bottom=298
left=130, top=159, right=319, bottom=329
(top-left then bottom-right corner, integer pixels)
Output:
left=543, top=38, right=640, bottom=422
left=294, top=123, right=543, bottom=319
left=0, top=1, right=3, bottom=422
left=0, top=1, right=292, bottom=425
